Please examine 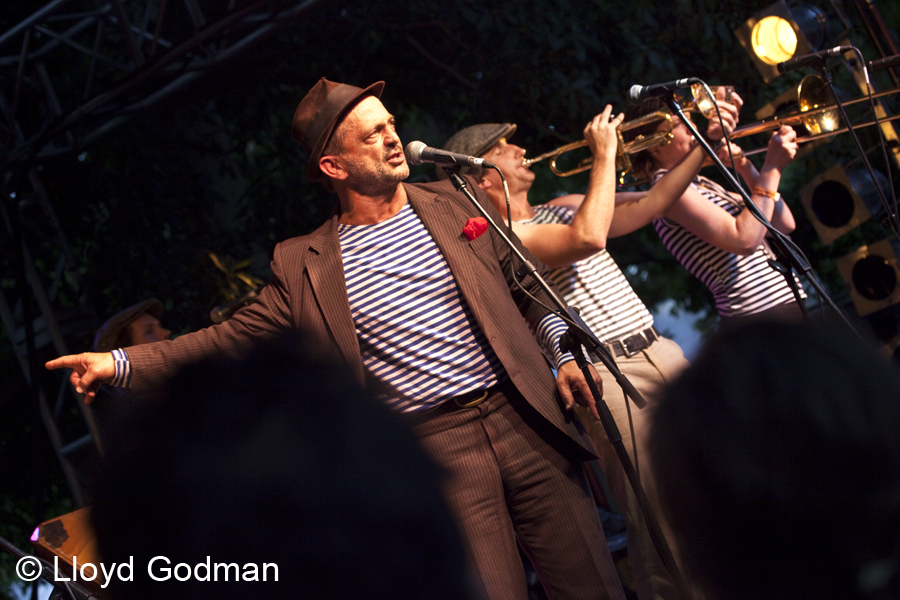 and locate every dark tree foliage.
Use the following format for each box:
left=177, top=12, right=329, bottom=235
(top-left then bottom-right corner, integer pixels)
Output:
left=1, top=0, right=898, bottom=594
